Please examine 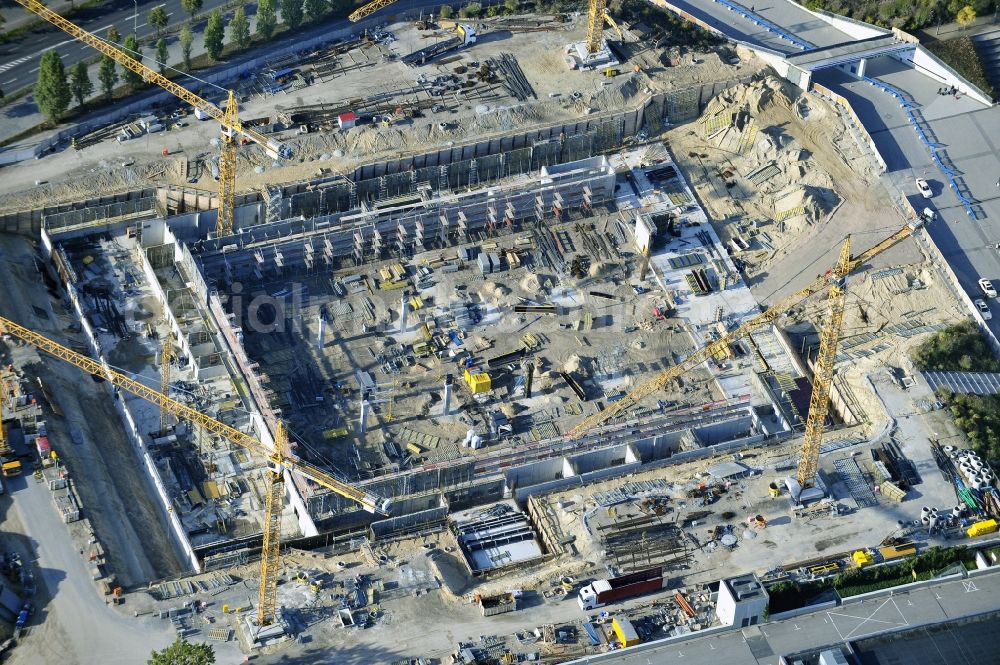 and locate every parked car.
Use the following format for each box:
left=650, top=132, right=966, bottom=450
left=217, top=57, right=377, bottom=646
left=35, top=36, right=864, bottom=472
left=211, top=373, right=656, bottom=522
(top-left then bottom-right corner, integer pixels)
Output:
left=975, top=299, right=992, bottom=320
left=916, top=178, right=932, bottom=198
left=979, top=278, right=997, bottom=298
